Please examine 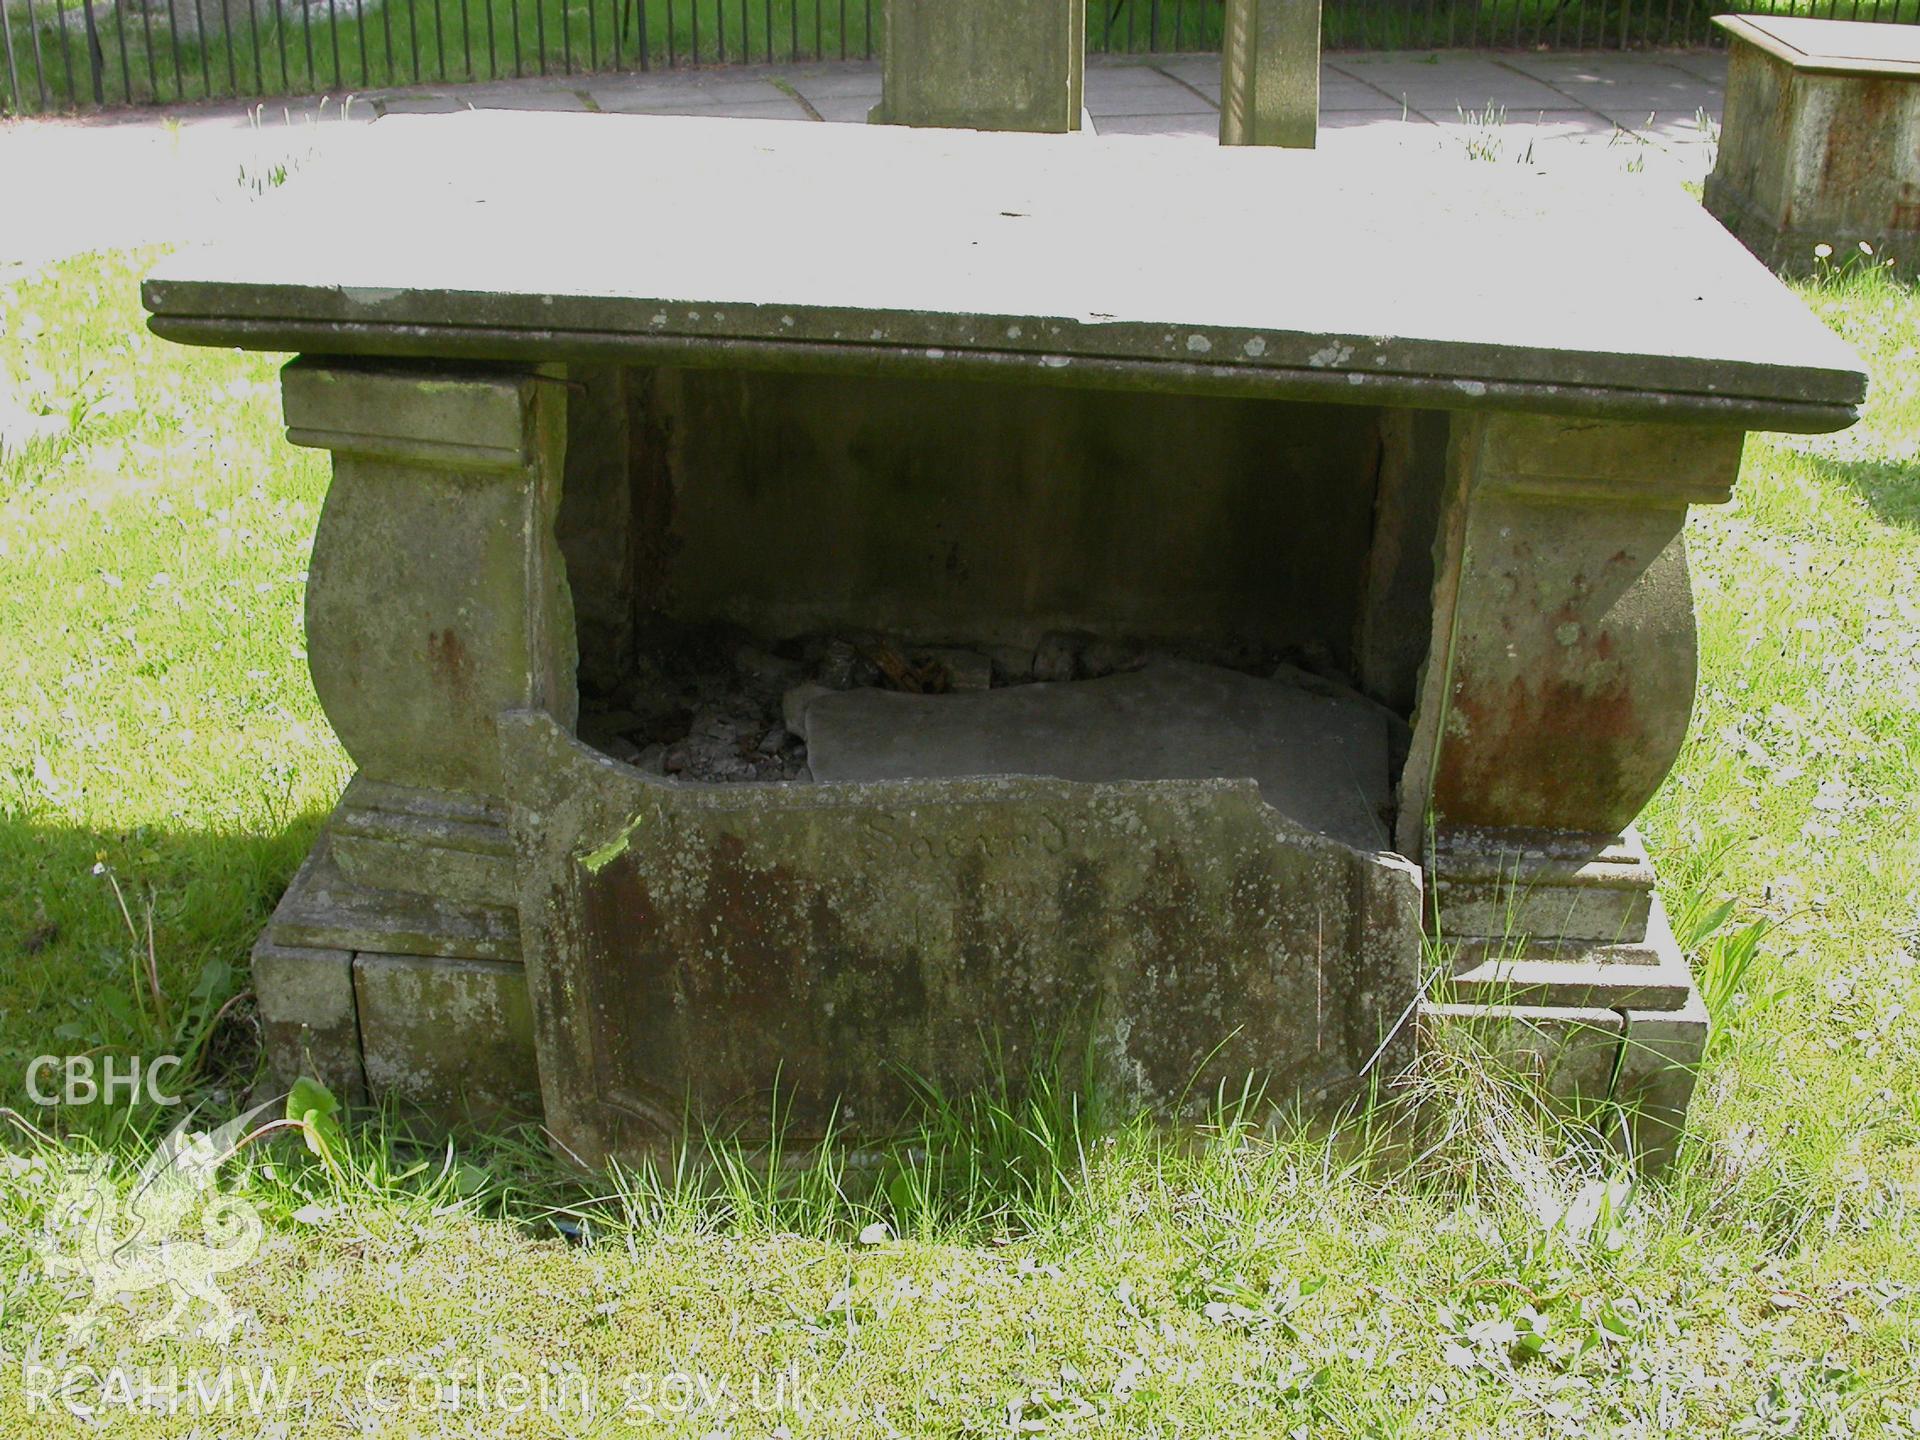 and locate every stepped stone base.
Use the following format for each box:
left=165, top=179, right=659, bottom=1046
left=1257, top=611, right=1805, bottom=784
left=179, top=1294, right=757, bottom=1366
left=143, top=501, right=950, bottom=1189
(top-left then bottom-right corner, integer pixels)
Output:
left=254, top=775, right=1706, bottom=1170
left=253, top=805, right=538, bottom=1125
left=1419, top=823, right=1708, bottom=1169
